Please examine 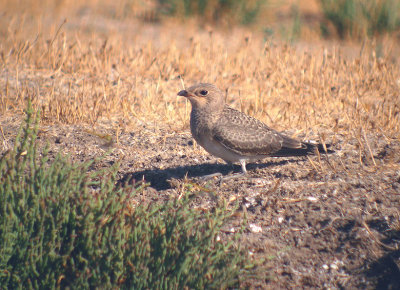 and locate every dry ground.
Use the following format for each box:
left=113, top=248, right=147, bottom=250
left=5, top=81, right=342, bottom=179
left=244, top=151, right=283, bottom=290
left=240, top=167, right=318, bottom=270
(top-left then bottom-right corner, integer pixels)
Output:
left=1, top=1, right=400, bottom=288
